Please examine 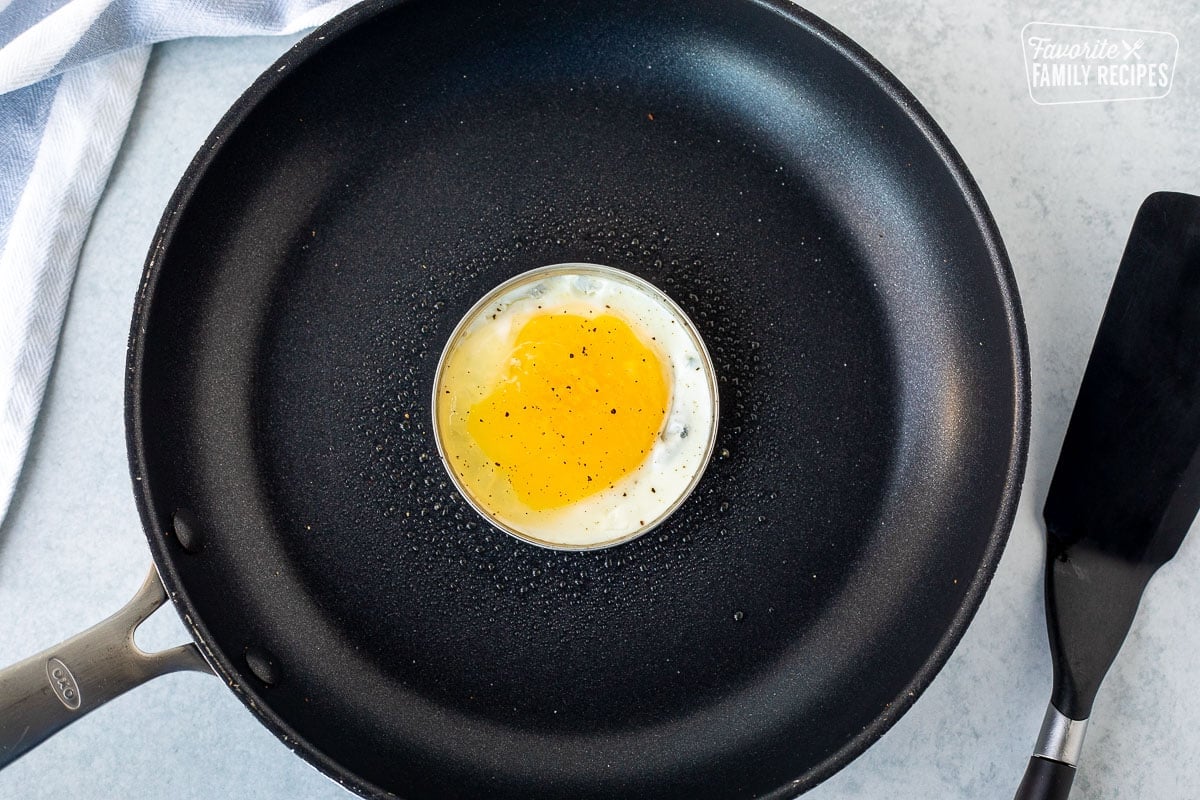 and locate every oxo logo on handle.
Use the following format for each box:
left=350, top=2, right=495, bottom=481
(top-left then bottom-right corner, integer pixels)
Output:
left=45, top=657, right=81, bottom=710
